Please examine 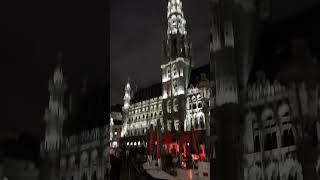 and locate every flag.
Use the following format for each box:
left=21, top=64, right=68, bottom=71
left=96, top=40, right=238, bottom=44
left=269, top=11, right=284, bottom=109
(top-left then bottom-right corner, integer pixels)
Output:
left=146, top=127, right=150, bottom=155
left=156, top=124, right=160, bottom=159
left=191, top=127, right=199, bottom=155
left=149, top=124, right=154, bottom=157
